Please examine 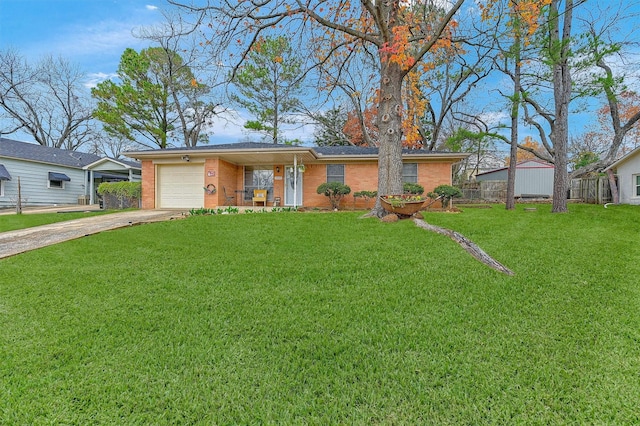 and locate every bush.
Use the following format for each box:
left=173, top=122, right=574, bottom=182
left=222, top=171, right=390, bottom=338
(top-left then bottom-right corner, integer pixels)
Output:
left=427, top=185, right=462, bottom=209
left=317, top=182, right=351, bottom=210
left=403, top=182, right=424, bottom=195
left=97, top=181, right=141, bottom=209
